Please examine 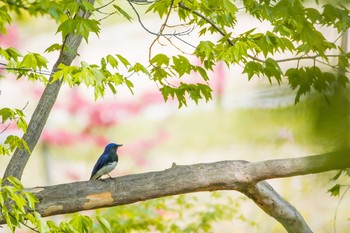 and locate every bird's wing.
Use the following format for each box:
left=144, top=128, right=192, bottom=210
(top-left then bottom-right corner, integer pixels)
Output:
left=90, top=153, right=109, bottom=179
